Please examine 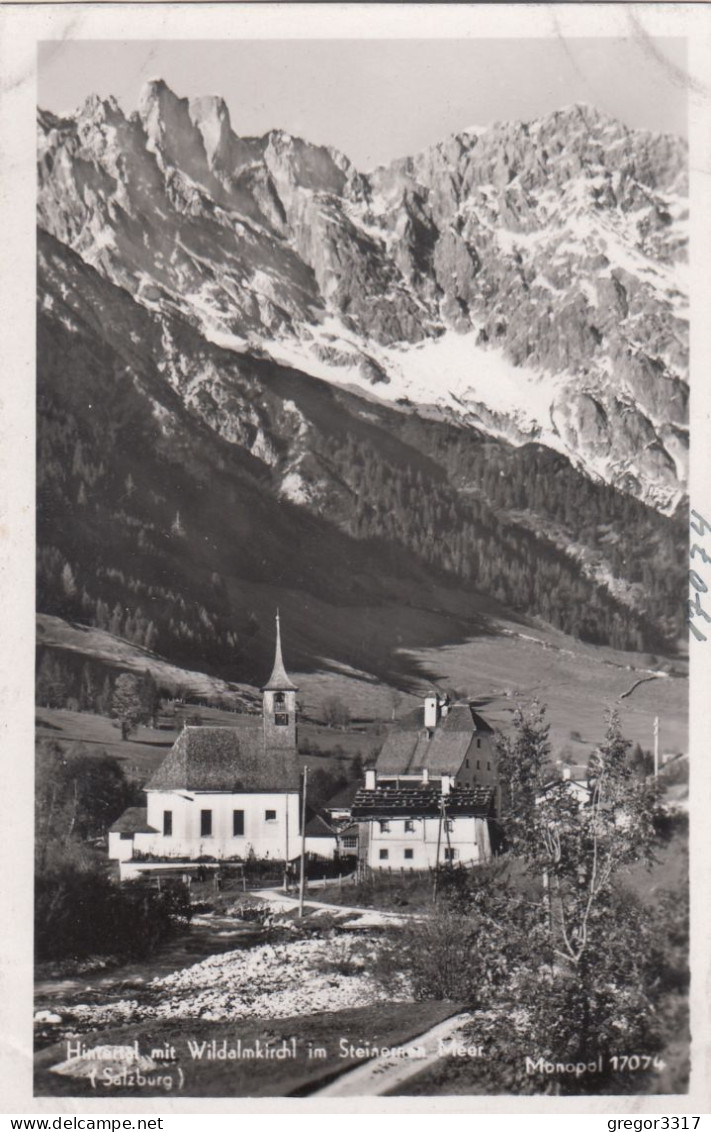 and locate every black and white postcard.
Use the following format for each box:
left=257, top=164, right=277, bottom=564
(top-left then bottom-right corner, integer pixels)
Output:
left=1, top=1, right=710, bottom=1115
